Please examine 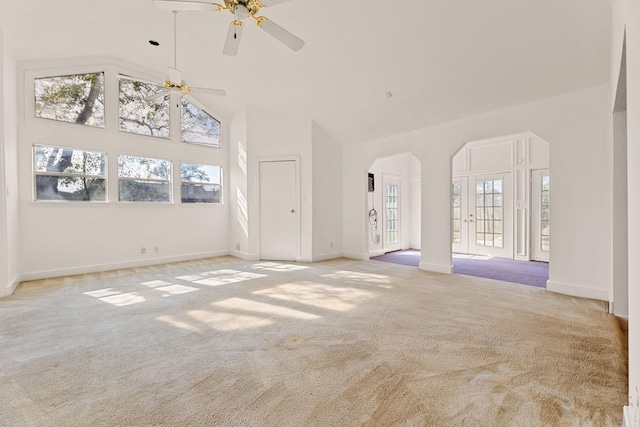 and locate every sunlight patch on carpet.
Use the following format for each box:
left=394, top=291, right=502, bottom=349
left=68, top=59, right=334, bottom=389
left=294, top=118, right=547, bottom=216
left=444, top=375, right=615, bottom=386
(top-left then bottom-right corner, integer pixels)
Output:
left=214, top=297, right=320, bottom=320
left=188, top=309, right=274, bottom=331
left=255, top=281, right=377, bottom=311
